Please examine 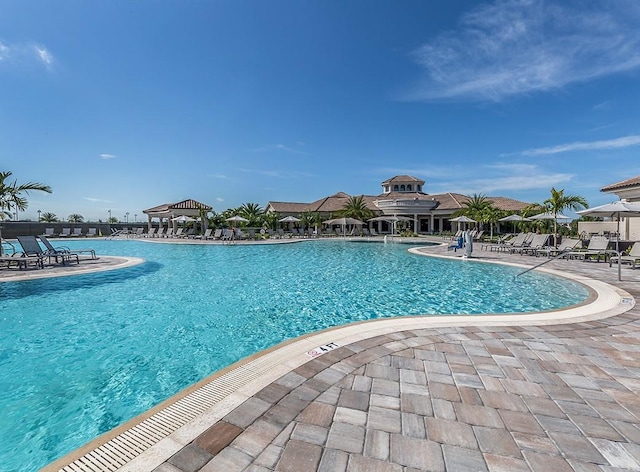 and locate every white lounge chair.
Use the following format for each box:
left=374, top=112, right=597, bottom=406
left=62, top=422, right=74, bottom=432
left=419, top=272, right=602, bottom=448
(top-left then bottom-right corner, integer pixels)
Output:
left=609, top=242, right=640, bottom=269
left=566, top=236, right=614, bottom=262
